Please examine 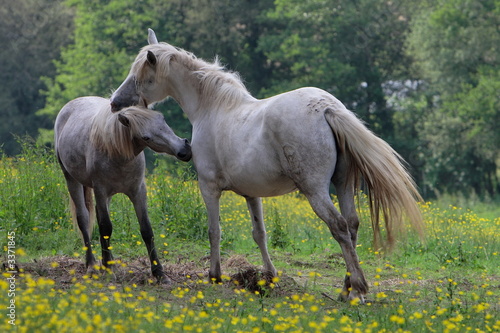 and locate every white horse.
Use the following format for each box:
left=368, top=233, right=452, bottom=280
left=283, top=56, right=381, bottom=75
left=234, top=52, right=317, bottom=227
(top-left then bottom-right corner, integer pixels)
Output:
left=110, top=29, right=424, bottom=301
left=55, top=96, right=191, bottom=282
